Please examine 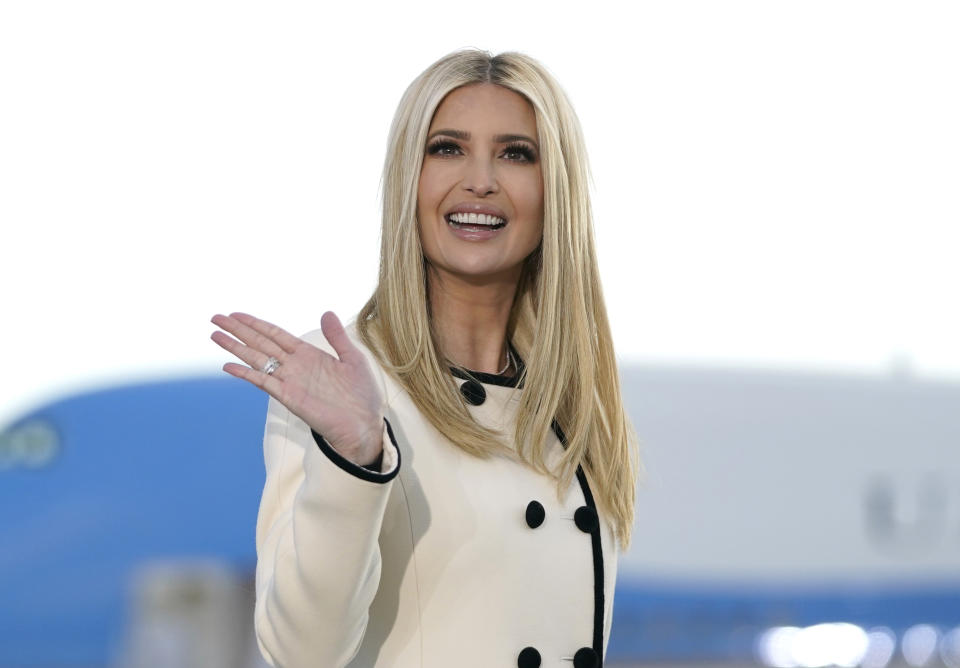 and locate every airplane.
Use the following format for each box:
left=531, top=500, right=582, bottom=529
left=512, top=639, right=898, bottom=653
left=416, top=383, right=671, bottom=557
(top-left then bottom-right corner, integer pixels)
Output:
left=1, top=366, right=957, bottom=667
